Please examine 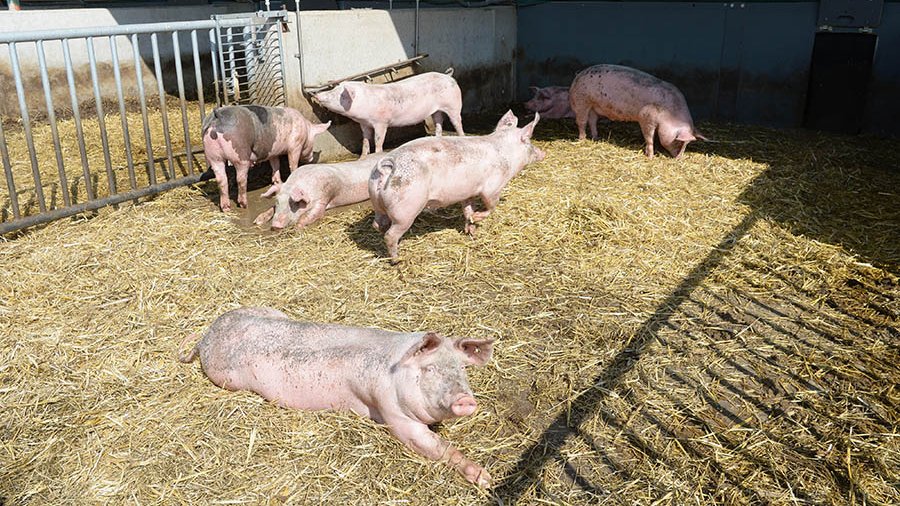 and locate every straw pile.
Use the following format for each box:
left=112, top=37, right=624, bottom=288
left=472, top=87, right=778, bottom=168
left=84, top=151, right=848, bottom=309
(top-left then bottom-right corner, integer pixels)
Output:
left=0, top=113, right=898, bottom=505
